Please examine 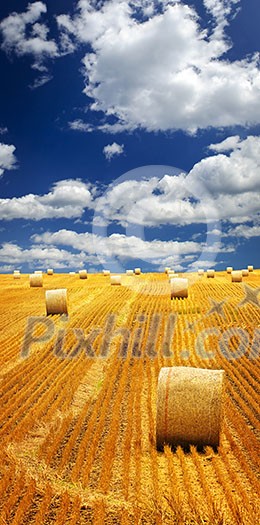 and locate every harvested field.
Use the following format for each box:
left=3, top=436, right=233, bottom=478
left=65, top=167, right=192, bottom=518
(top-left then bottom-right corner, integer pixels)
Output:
left=0, top=270, right=259, bottom=524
